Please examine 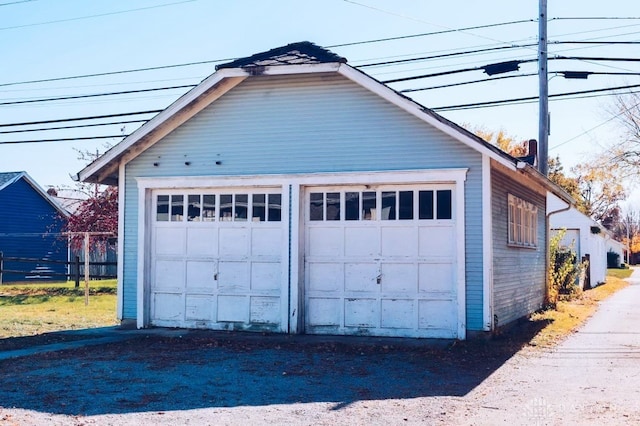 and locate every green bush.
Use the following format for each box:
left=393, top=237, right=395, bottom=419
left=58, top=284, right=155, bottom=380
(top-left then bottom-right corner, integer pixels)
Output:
left=548, top=230, right=583, bottom=307
left=607, top=250, right=621, bottom=269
